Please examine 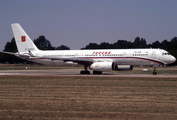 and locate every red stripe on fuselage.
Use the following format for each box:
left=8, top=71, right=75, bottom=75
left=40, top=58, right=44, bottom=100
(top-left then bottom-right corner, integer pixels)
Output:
left=27, top=57, right=165, bottom=65
left=80, top=57, right=164, bottom=65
